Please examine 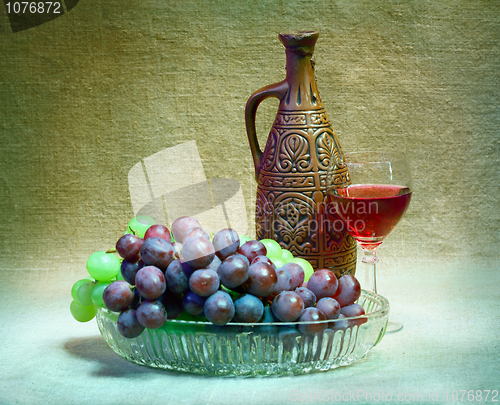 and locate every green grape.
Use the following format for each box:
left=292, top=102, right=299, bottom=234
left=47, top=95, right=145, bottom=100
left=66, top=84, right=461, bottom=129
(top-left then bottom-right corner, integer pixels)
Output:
left=239, top=235, right=251, bottom=246
left=270, top=257, right=286, bottom=269
left=126, top=215, right=155, bottom=238
left=290, top=257, right=314, bottom=281
left=86, top=251, right=121, bottom=281
left=259, top=239, right=282, bottom=258
left=91, top=280, right=113, bottom=308
left=74, top=279, right=95, bottom=306
left=70, top=300, right=96, bottom=322
left=71, top=277, right=94, bottom=303
left=116, top=270, right=125, bottom=281
left=280, top=249, right=294, bottom=263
